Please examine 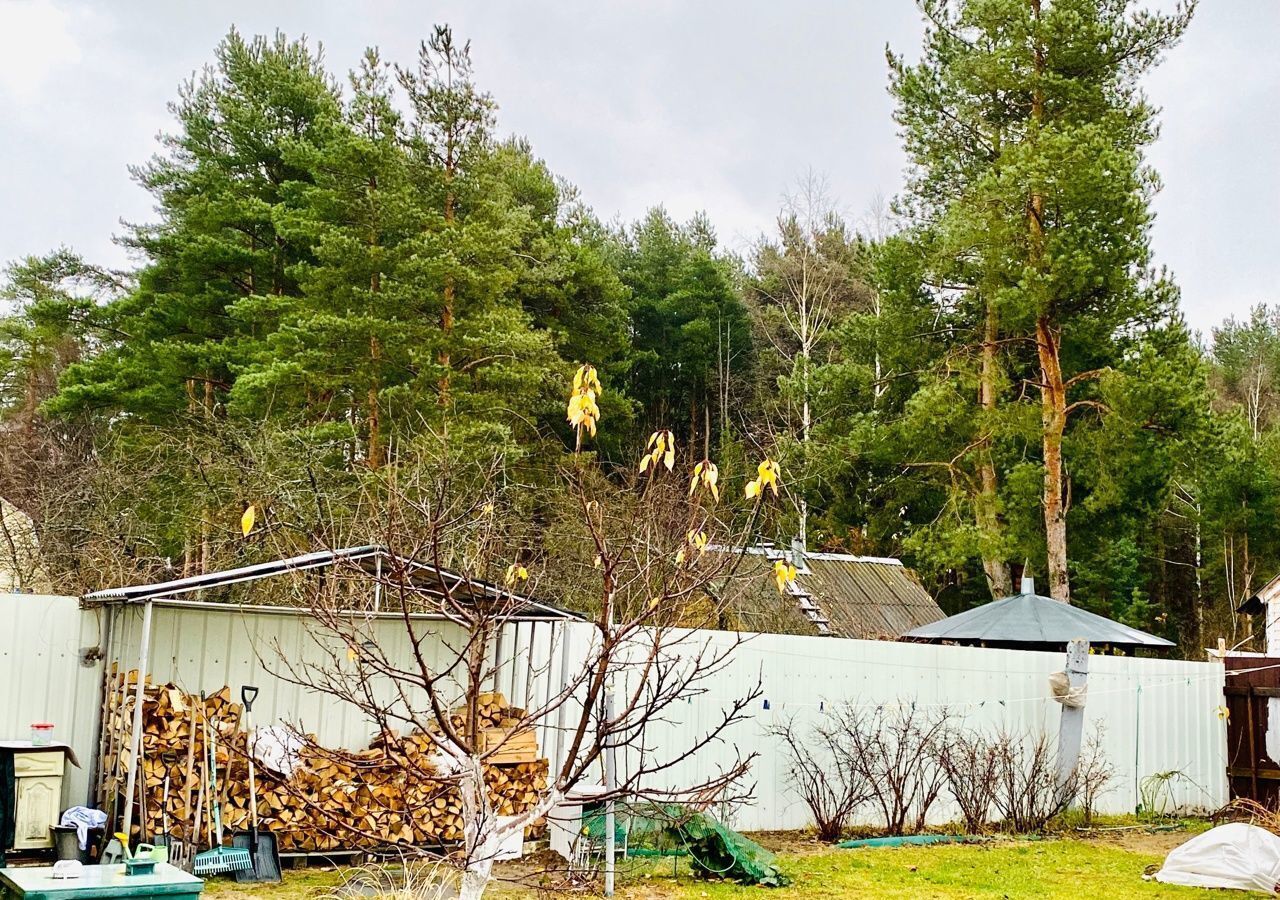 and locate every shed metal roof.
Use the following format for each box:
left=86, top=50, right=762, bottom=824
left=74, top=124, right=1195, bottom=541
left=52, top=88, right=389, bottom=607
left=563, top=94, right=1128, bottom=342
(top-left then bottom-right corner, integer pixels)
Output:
left=82, top=545, right=581, bottom=621
left=902, top=588, right=1174, bottom=649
